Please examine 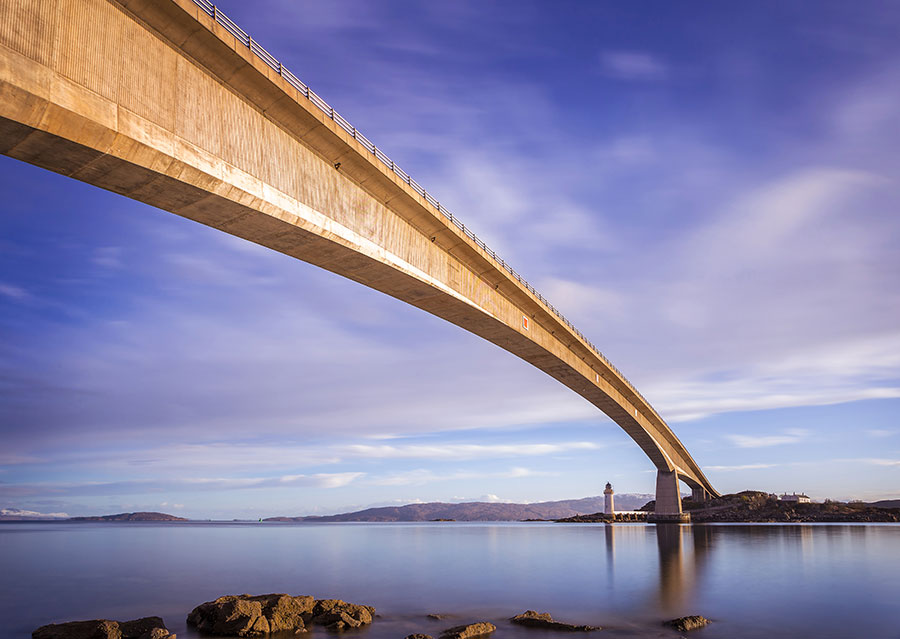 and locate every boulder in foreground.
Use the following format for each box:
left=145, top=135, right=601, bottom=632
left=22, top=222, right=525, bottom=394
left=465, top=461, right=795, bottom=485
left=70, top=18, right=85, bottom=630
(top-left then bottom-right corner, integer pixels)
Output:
left=309, top=598, right=375, bottom=630
left=664, top=615, right=711, bottom=632
left=510, top=610, right=600, bottom=631
left=33, top=616, right=173, bottom=639
left=440, top=622, right=497, bottom=639
left=187, top=594, right=374, bottom=636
